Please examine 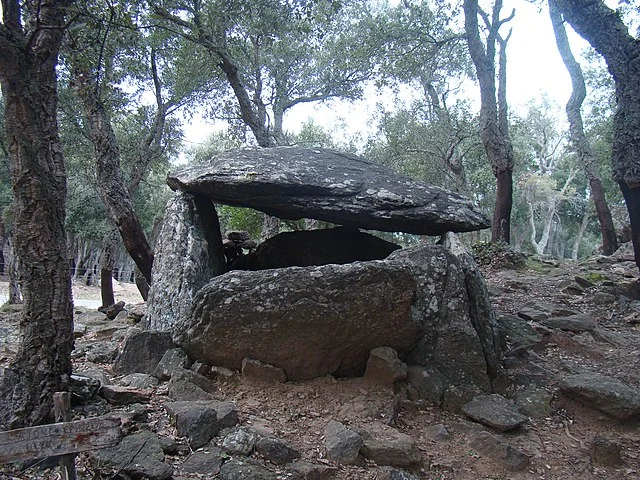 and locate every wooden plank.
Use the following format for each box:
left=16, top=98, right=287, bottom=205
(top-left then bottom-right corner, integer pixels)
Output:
left=53, top=392, right=77, bottom=480
left=0, top=415, right=122, bottom=464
